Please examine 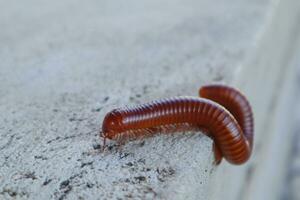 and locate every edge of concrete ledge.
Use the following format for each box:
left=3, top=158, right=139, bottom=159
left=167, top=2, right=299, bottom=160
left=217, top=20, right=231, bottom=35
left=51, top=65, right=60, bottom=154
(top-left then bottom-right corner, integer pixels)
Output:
left=209, top=0, right=300, bottom=199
